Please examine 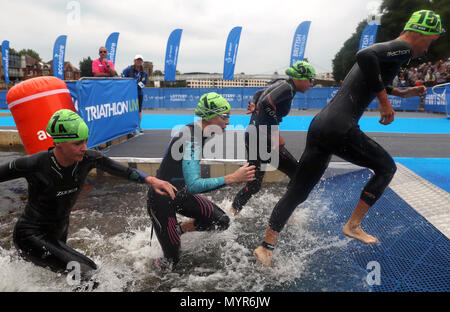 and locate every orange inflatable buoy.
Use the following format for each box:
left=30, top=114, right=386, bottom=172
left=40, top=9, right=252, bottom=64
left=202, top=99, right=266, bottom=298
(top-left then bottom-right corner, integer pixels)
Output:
left=6, top=76, right=76, bottom=154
